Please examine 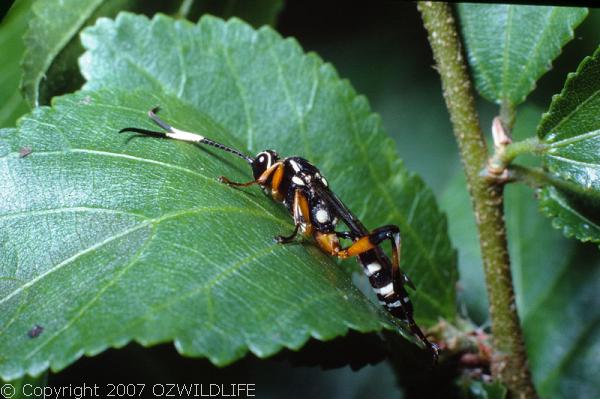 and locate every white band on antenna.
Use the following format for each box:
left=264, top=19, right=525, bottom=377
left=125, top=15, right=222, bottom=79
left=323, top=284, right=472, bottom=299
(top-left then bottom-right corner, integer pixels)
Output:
left=166, top=127, right=205, bottom=143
